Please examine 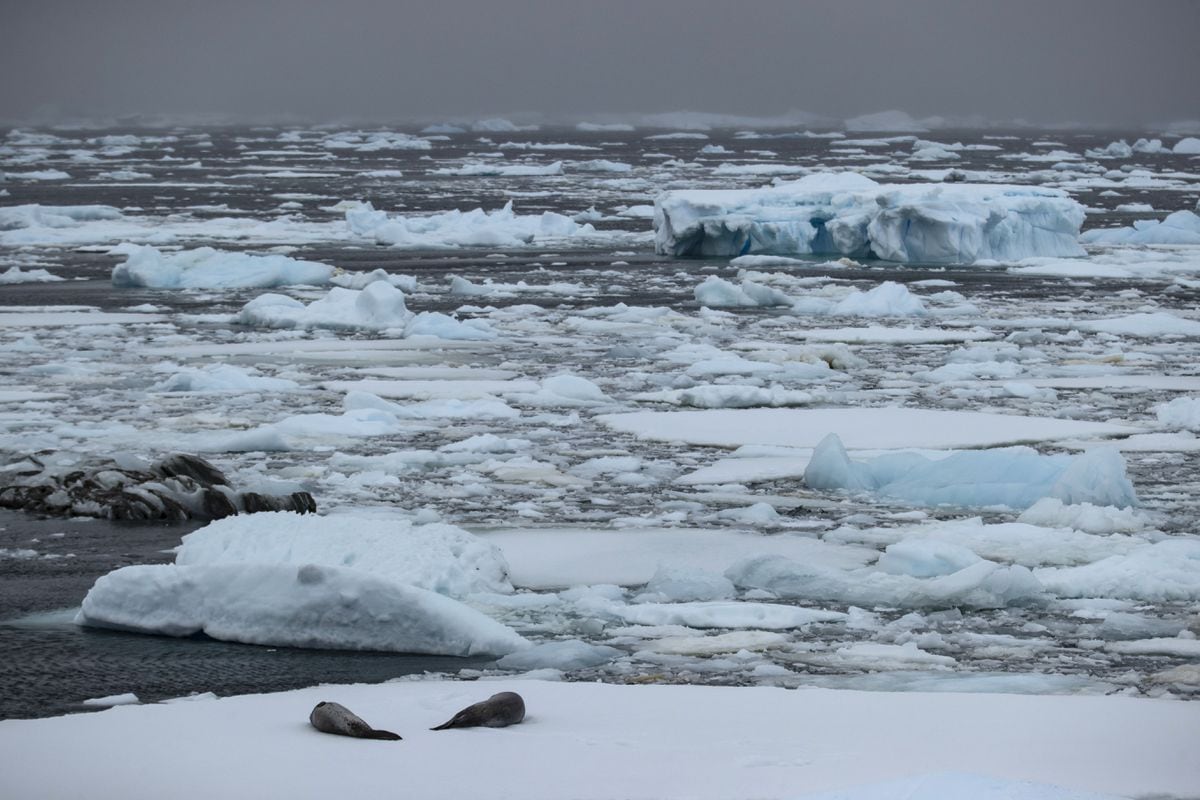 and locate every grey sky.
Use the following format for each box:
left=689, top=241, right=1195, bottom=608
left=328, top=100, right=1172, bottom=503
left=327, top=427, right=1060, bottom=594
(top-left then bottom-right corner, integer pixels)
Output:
left=2, top=0, right=1197, bottom=126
